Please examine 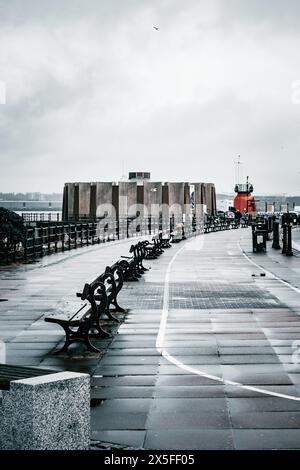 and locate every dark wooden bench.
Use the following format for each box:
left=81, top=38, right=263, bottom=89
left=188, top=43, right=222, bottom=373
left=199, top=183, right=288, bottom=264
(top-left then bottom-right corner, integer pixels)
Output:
left=98, top=267, right=126, bottom=321
left=0, top=364, right=54, bottom=391
left=45, top=292, right=104, bottom=353
left=142, top=240, right=158, bottom=259
left=159, top=232, right=172, bottom=248
left=152, top=235, right=164, bottom=254
left=45, top=266, right=126, bottom=353
left=171, top=224, right=186, bottom=242
left=117, top=241, right=150, bottom=280
left=143, top=236, right=164, bottom=258
left=117, top=244, right=141, bottom=281
left=135, top=242, right=149, bottom=273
